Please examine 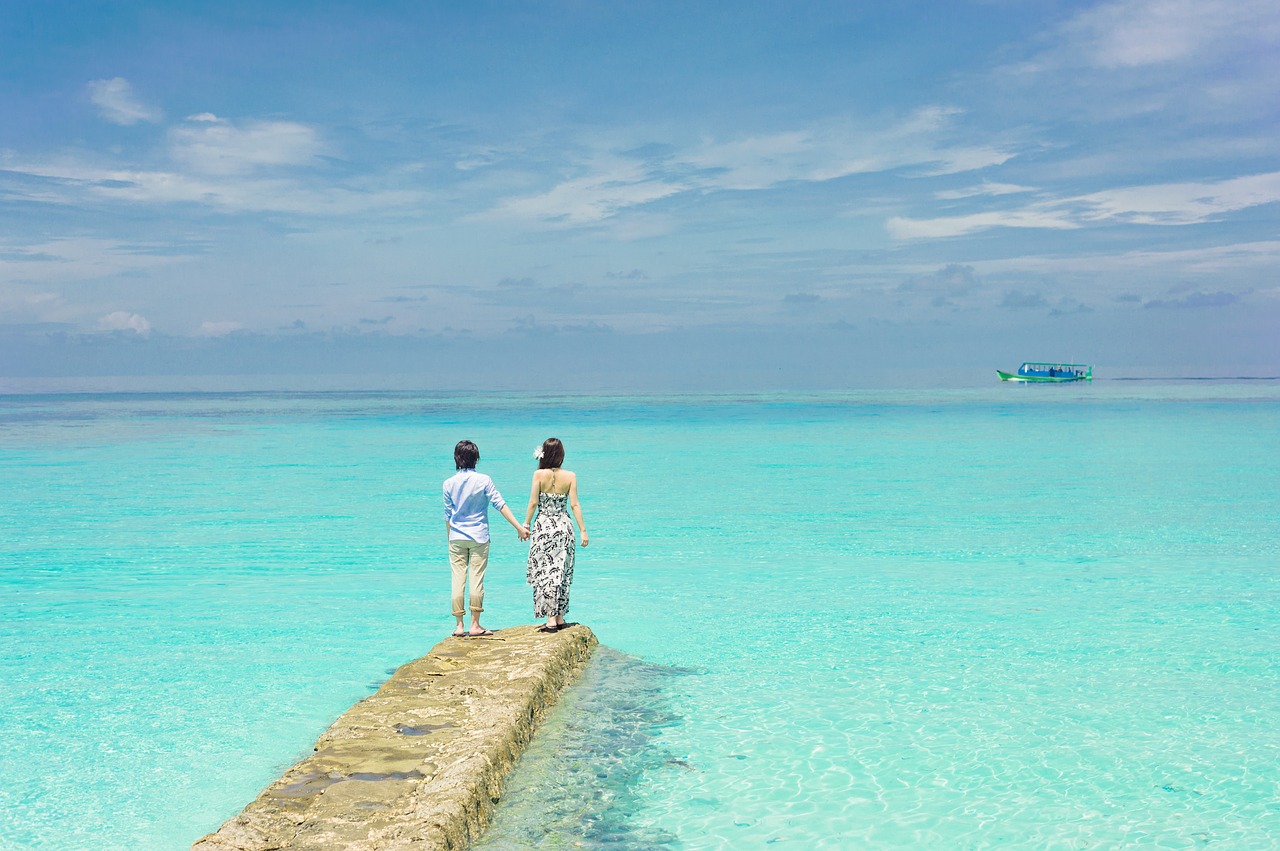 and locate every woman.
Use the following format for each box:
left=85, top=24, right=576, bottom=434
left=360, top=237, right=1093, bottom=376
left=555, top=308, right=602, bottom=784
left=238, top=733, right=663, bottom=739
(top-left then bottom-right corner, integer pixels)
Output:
left=524, top=437, right=589, bottom=632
